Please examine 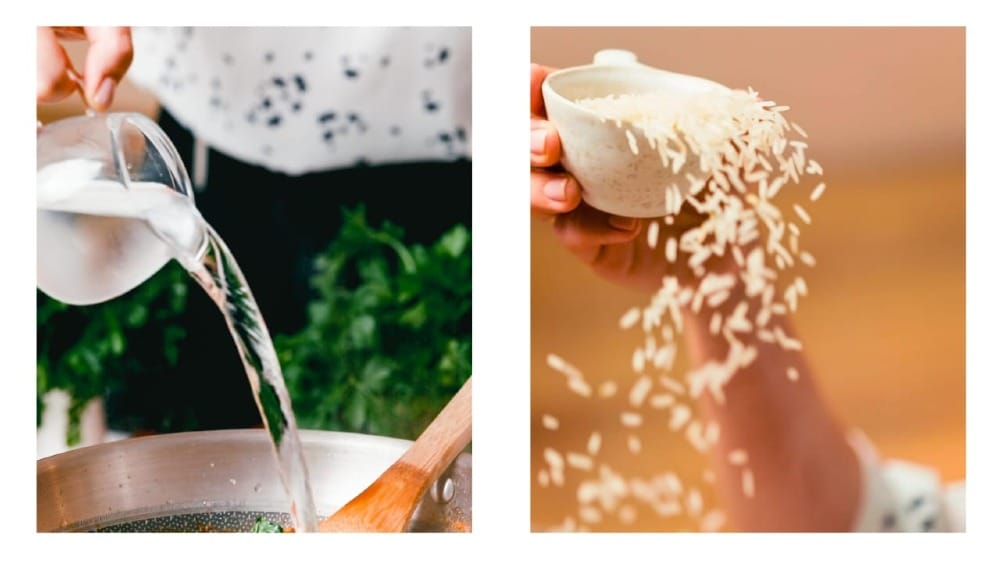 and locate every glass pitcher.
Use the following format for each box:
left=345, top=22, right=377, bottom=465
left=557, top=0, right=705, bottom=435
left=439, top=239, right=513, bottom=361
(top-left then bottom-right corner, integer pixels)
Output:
left=37, top=111, right=207, bottom=305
